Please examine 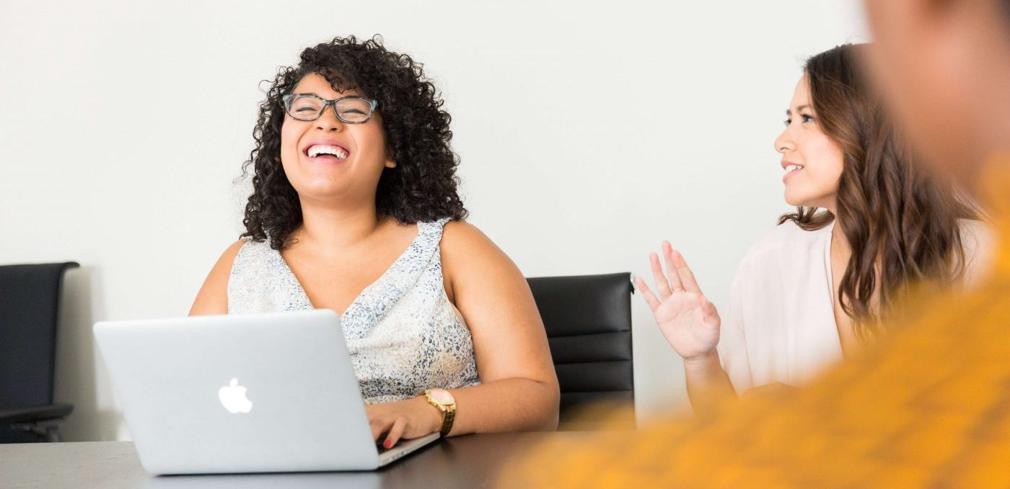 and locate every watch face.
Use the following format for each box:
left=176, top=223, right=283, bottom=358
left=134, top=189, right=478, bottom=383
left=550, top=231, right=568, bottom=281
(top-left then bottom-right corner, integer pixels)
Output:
left=430, top=388, right=454, bottom=405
